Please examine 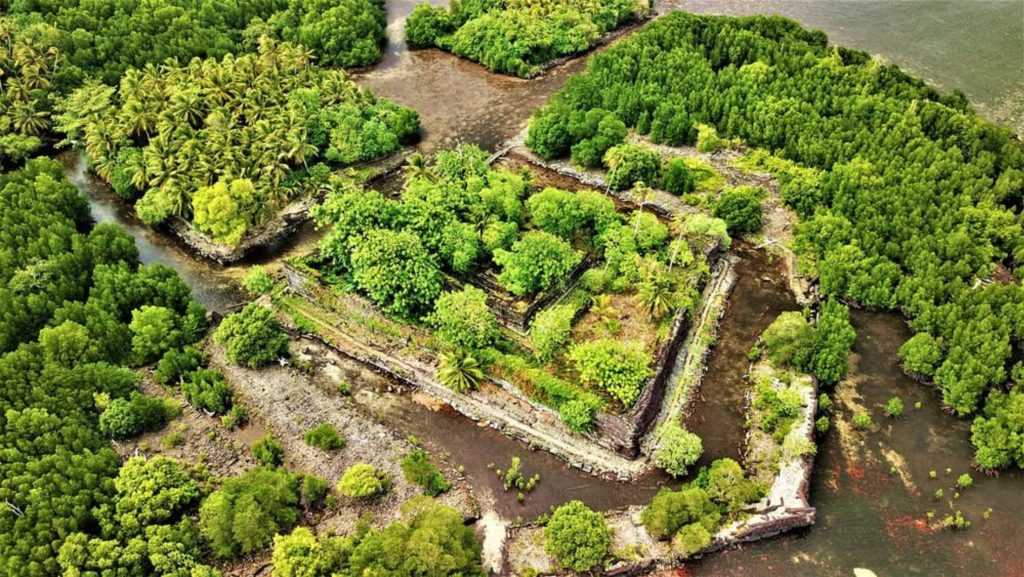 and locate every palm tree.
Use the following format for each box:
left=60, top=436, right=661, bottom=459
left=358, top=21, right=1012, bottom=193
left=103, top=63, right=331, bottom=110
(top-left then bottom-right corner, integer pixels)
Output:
left=638, top=260, right=675, bottom=320
left=436, top=350, right=485, bottom=393
left=591, top=294, right=620, bottom=334
left=404, top=152, right=434, bottom=184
